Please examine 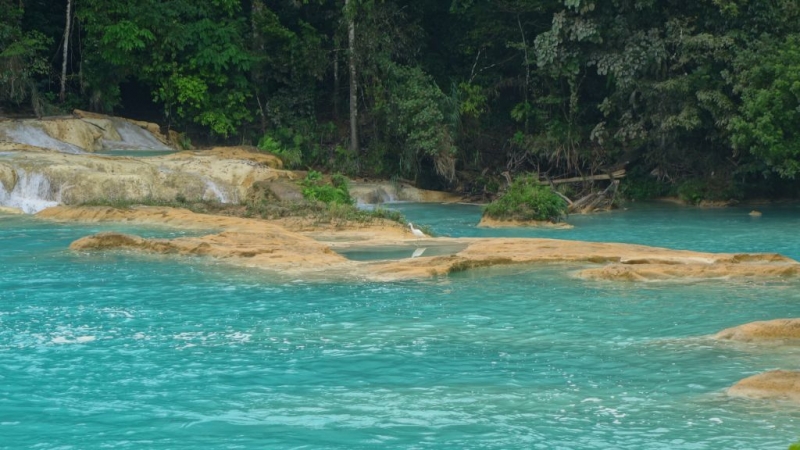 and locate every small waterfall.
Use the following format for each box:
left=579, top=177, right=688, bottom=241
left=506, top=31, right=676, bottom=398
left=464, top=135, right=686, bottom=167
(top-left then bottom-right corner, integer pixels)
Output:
left=0, top=169, right=60, bottom=213
left=382, top=188, right=398, bottom=203
left=353, top=186, right=397, bottom=206
left=103, top=120, right=172, bottom=151
left=4, top=123, right=84, bottom=154
left=202, top=179, right=231, bottom=203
